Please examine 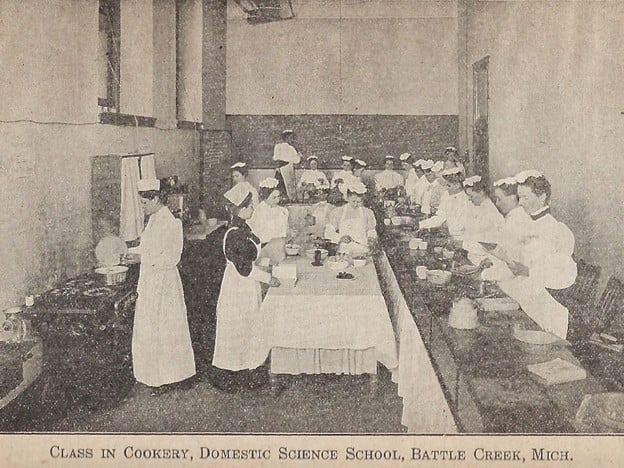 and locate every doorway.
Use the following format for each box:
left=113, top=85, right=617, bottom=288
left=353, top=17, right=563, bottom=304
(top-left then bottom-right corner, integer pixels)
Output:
left=472, top=56, right=489, bottom=184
